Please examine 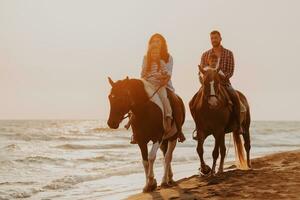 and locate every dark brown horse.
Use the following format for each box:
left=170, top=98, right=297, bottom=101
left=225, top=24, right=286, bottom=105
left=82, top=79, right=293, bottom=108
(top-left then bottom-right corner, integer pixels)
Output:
left=190, top=67, right=251, bottom=175
left=107, top=77, right=185, bottom=192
